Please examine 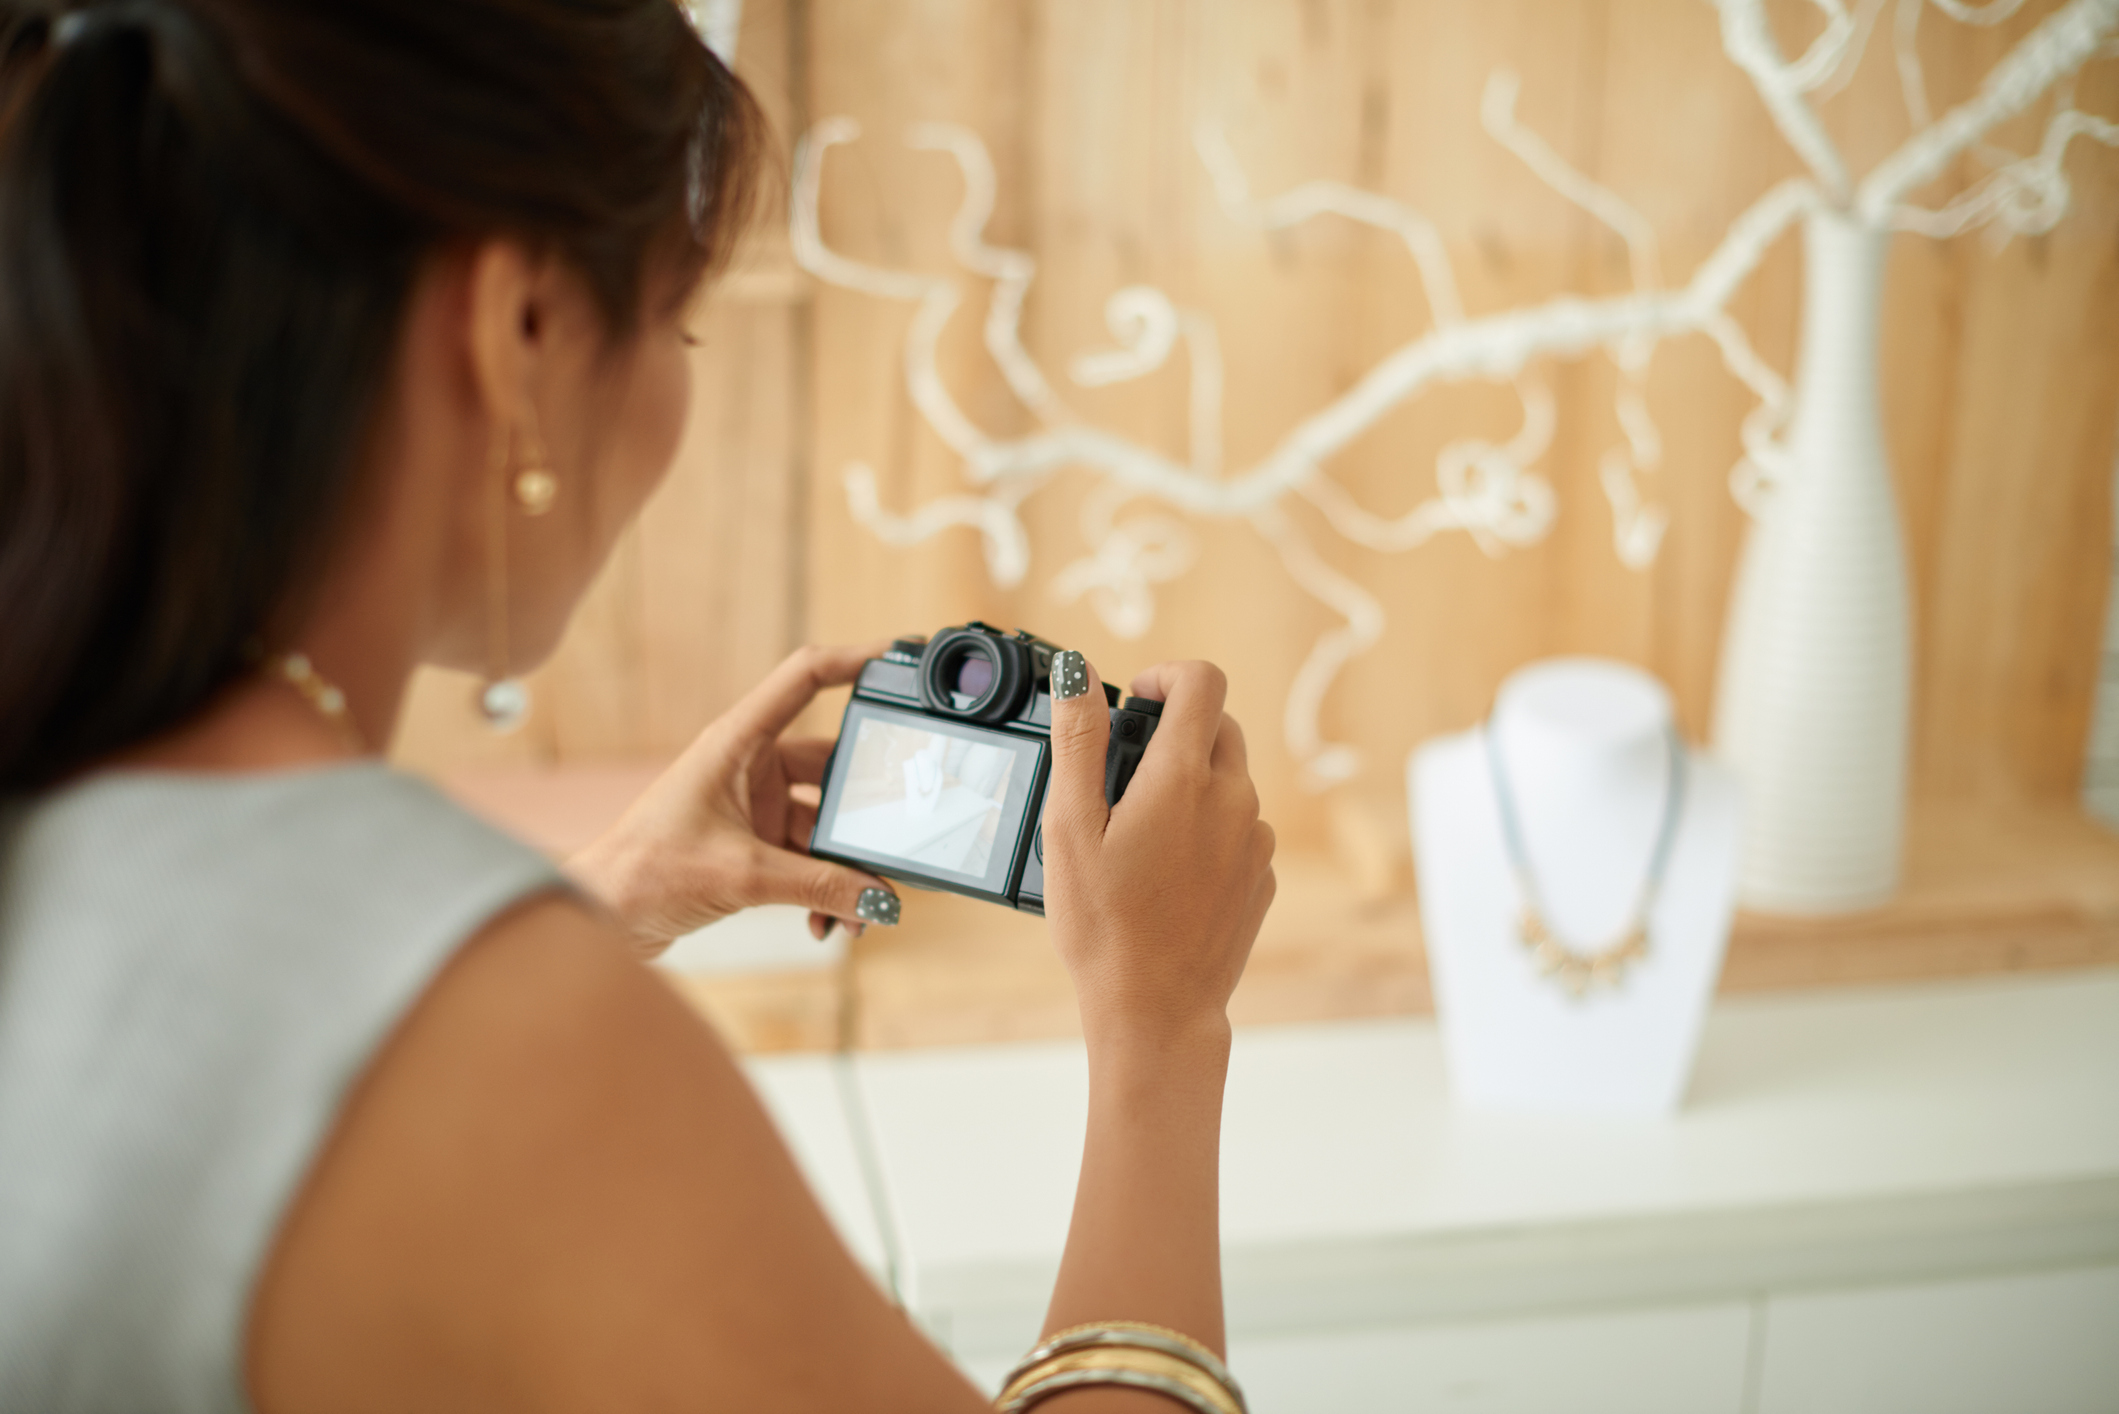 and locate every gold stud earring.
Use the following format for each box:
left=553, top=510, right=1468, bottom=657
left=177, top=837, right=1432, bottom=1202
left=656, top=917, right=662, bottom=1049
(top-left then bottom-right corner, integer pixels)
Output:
left=512, top=411, right=558, bottom=516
